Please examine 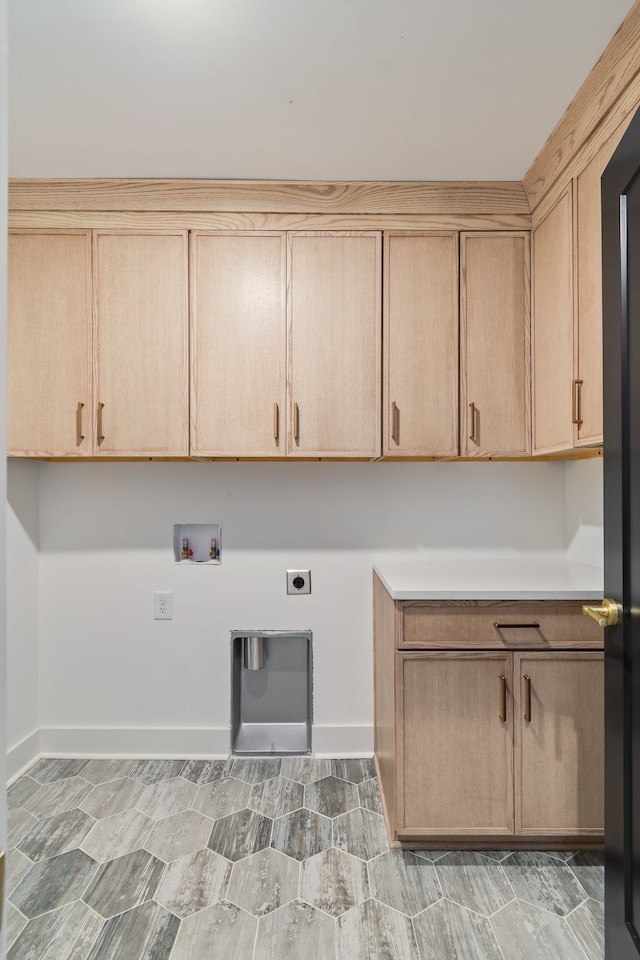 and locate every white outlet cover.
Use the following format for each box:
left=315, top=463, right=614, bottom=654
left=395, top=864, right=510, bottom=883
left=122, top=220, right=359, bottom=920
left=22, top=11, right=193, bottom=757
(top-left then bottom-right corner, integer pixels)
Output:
left=154, top=590, right=173, bottom=620
left=286, top=570, right=311, bottom=595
